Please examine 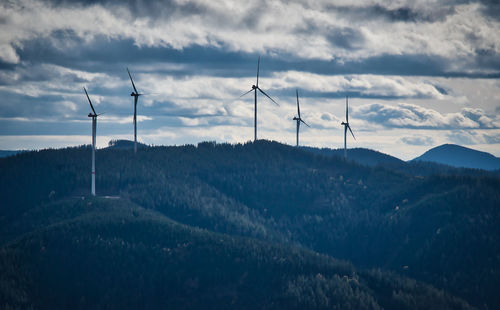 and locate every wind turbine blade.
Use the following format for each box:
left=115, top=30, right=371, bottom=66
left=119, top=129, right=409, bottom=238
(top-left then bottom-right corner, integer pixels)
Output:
left=346, top=95, right=349, bottom=123
left=296, top=89, right=300, bottom=118
left=300, top=119, right=310, bottom=127
left=256, top=56, right=260, bottom=87
left=240, top=88, right=254, bottom=97
left=258, top=87, right=279, bottom=106
left=83, top=87, right=96, bottom=115
left=127, top=67, right=138, bottom=93
left=347, top=125, right=356, bottom=140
